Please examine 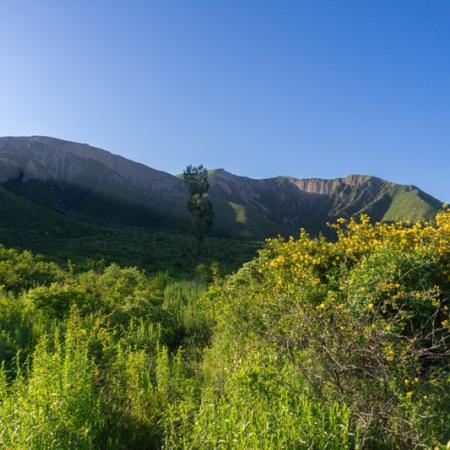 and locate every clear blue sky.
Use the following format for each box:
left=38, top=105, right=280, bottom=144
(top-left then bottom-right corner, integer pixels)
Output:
left=0, top=1, right=449, bottom=201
